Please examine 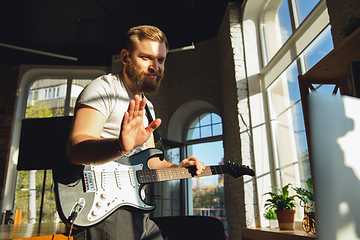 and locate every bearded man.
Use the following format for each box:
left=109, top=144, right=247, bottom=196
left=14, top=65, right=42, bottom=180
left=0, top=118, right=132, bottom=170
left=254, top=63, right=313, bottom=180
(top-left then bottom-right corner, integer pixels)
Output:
left=66, top=25, right=205, bottom=240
